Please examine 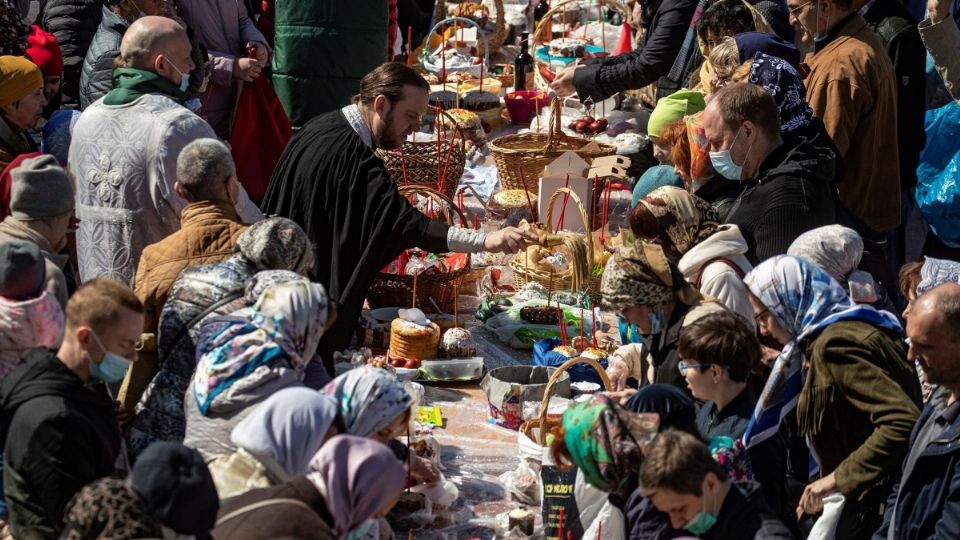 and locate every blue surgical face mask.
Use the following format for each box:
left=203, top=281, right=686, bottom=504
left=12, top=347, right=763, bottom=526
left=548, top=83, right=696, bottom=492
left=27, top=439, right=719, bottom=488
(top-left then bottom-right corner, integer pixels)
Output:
left=166, top=59, right=191, bottom=93
left=647, top=305, right=665, bottom=335
left=343, top=518, right=376, bottom=540
left=708, top=126, right=752, bottom=181
left=684, top=485, right=719, bottom=535
left=89, top=330, right=132, bottom=383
